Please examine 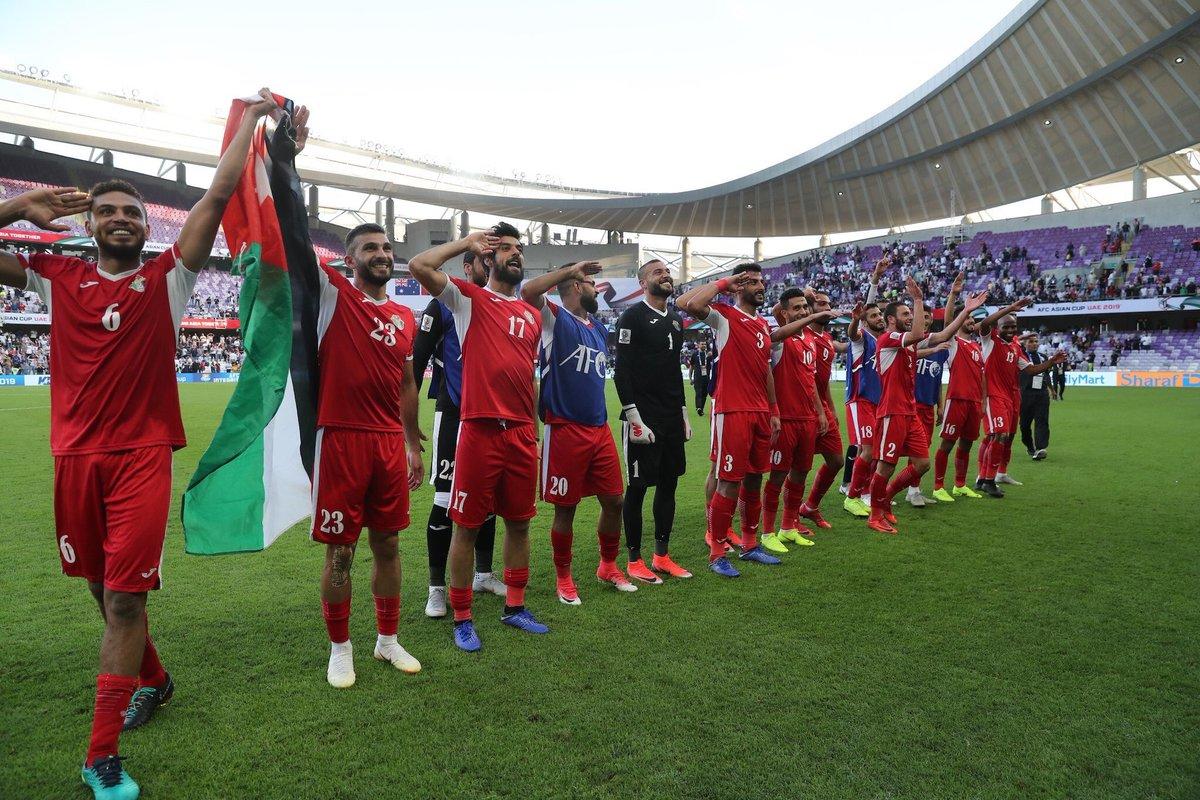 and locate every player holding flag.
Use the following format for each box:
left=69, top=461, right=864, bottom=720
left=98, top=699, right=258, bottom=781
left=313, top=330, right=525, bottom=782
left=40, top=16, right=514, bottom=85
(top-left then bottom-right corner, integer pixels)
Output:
left=0, top=89, right=282, bottom=800
left=407, top=224, right=547, bottom=652
left=520, top=261, right=636, bottom=603
left=676, top=263, right=781, bottom=577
